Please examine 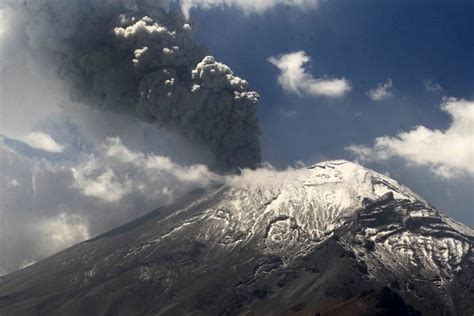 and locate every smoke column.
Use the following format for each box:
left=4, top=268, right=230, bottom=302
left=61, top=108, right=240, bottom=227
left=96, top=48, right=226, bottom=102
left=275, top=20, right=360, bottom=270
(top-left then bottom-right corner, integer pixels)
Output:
left=1, top=0, right=261, bottom=170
